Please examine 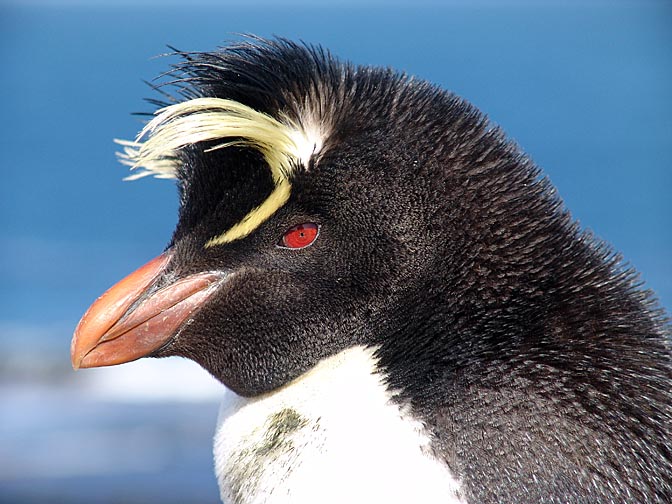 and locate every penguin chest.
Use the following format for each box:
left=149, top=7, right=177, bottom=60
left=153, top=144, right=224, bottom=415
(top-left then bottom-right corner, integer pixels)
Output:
left=214, top=346, right=467, bottom=504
